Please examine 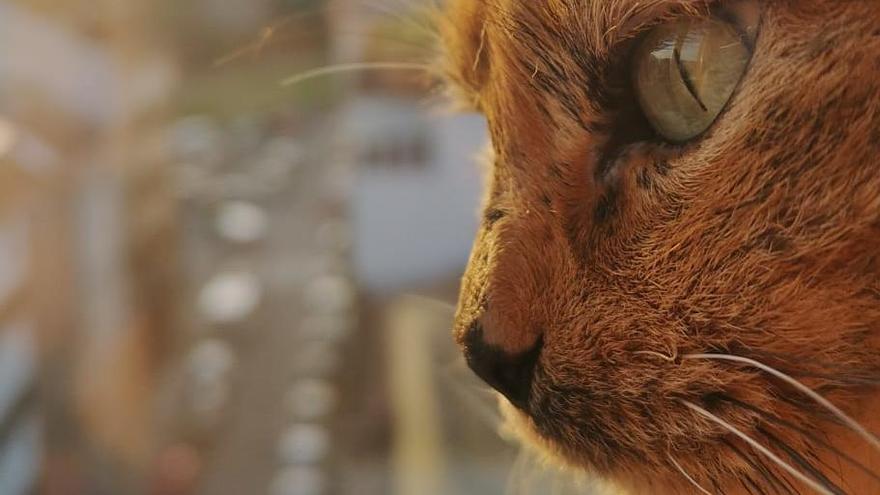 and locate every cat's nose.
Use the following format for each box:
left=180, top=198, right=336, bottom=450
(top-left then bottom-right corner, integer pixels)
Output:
left=462, top=320, right=543, bottom=409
